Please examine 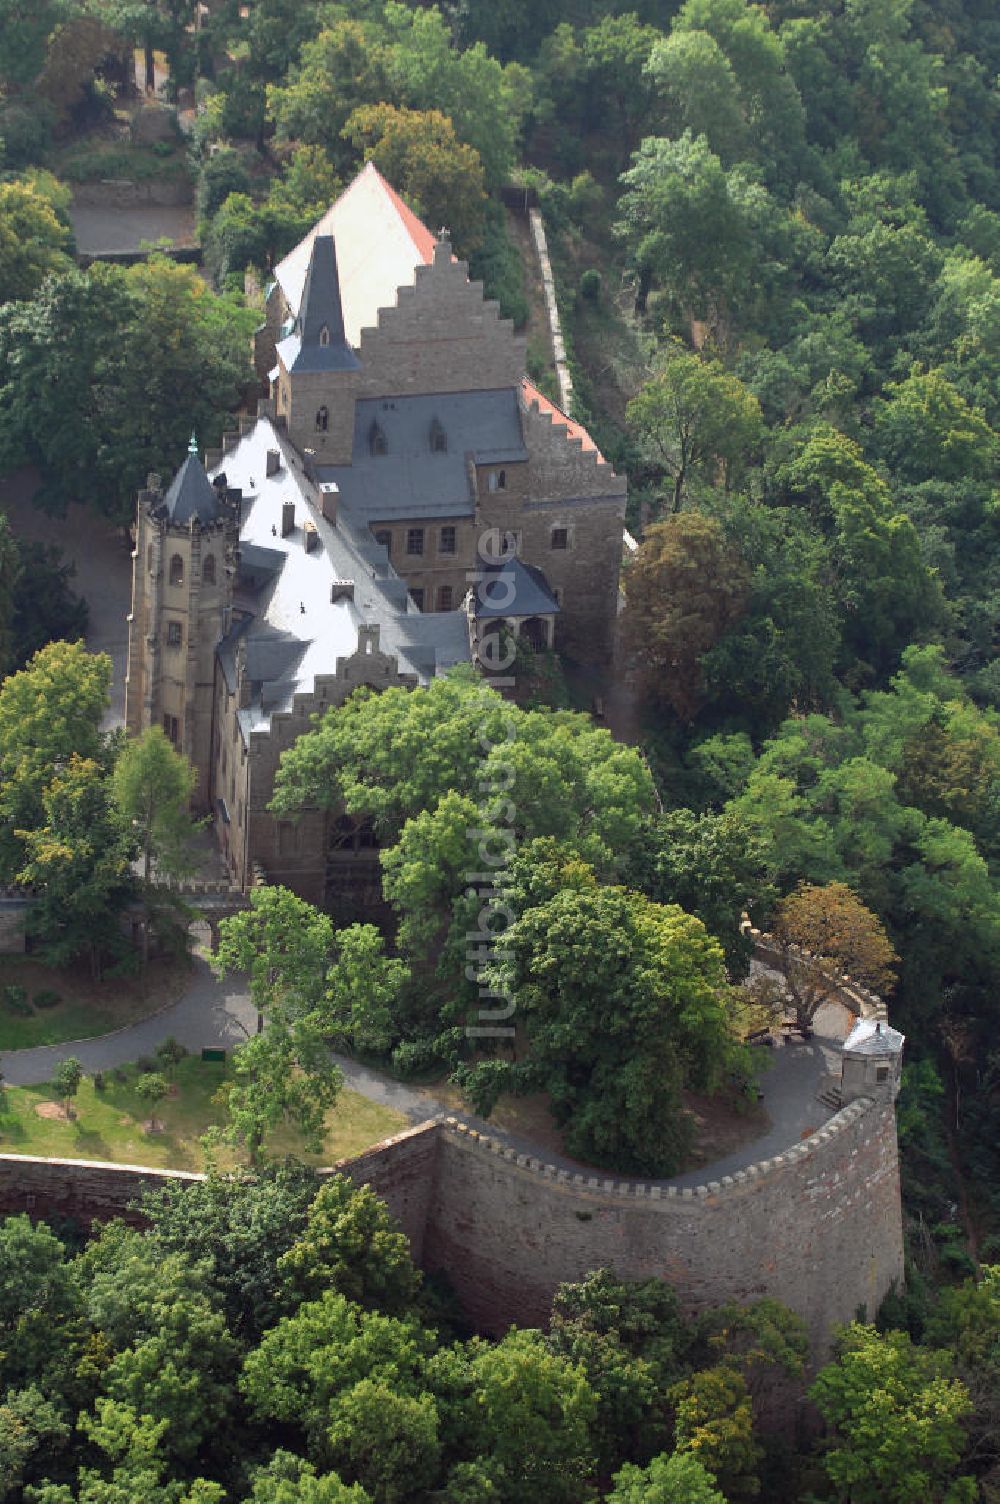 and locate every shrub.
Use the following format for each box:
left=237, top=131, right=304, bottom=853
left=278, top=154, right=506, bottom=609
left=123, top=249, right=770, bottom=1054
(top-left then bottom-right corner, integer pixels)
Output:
left=579, top=268, right=602, bottom=302
left=3, top=984, right=31, bottom=1016
left=196, top=147, right=253, bottom=227
left=112, top=1067, right=128, bottom=1084
left=93, top=1071, right=105, bottom=1092
left=32, top=989, right=61, bottom=1009
left=136, top=1055, right=157, bottom=1074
